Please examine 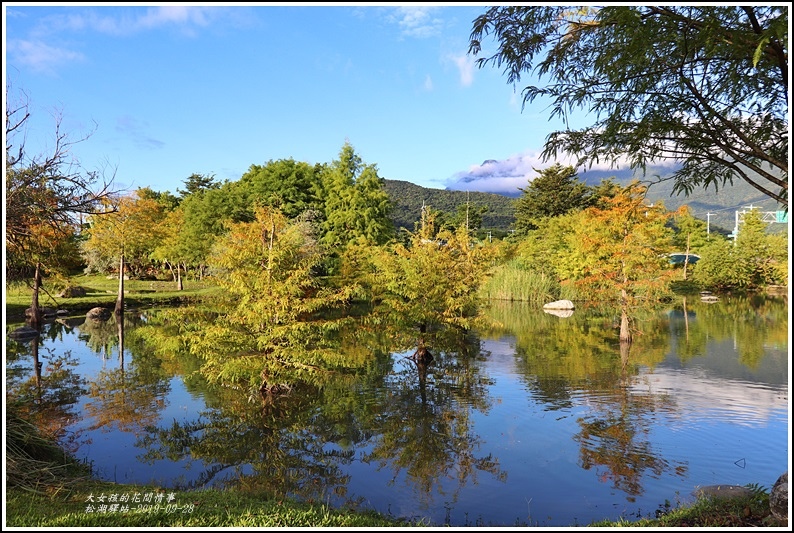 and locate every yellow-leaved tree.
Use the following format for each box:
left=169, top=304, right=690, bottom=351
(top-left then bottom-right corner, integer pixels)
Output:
left=194, top=206, right=358, bottom=391
left=556, top=181, right=676, bottom=343
left=371, top=206, right=497, bottom=335
left=82, top=190, right=167, bottom=315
